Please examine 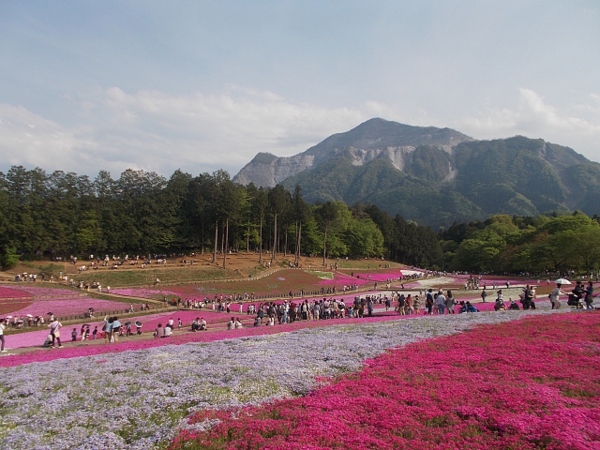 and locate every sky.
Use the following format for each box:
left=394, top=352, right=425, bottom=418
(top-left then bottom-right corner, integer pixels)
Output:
left=1, top=0, right=599, bottom=180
